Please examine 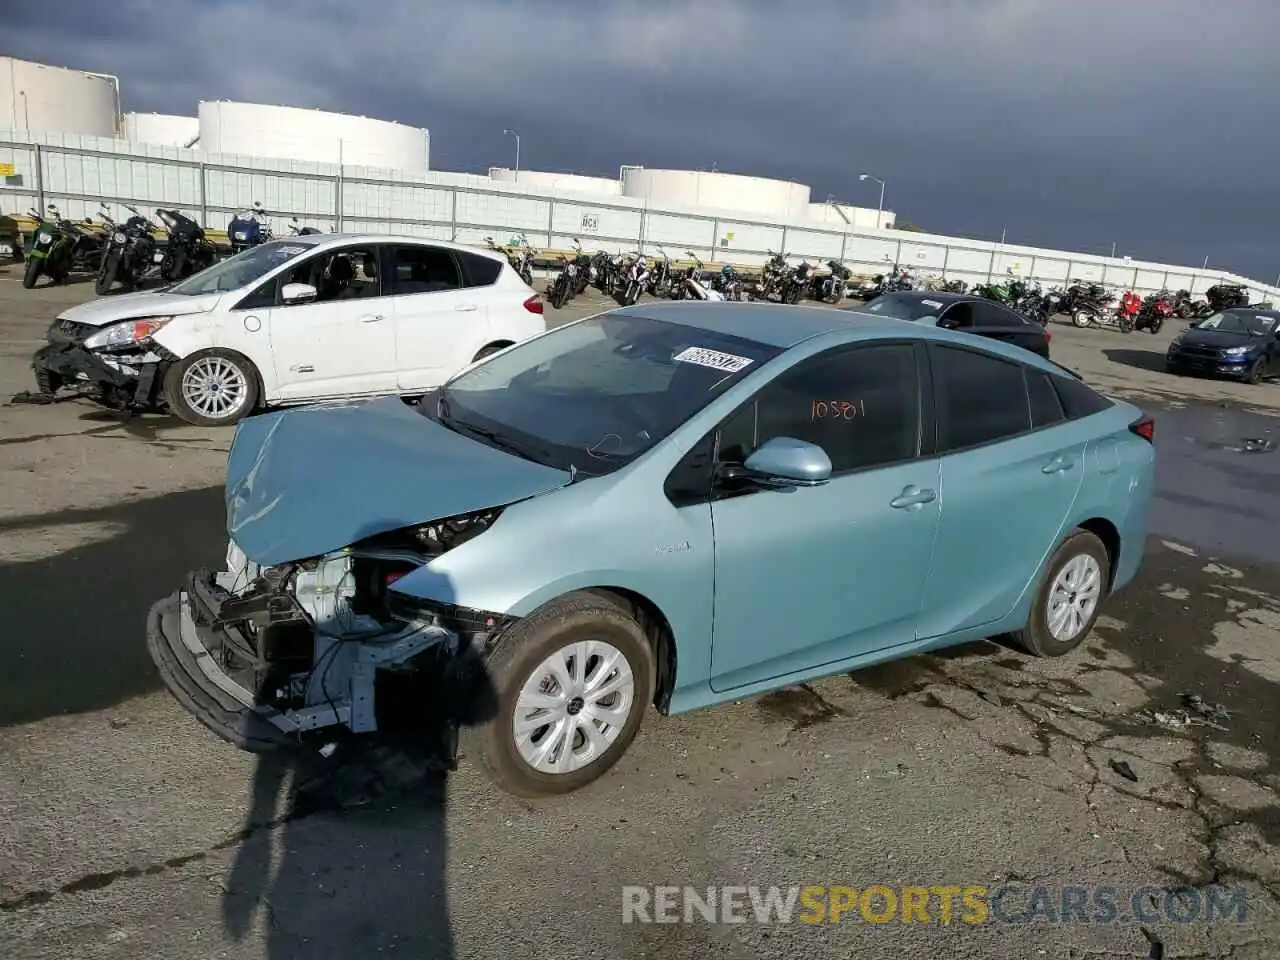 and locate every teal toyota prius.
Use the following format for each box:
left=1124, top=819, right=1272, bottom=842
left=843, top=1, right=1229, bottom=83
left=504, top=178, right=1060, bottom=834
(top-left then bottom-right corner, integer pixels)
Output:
left=147, top=301, right=1156, bottom=797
